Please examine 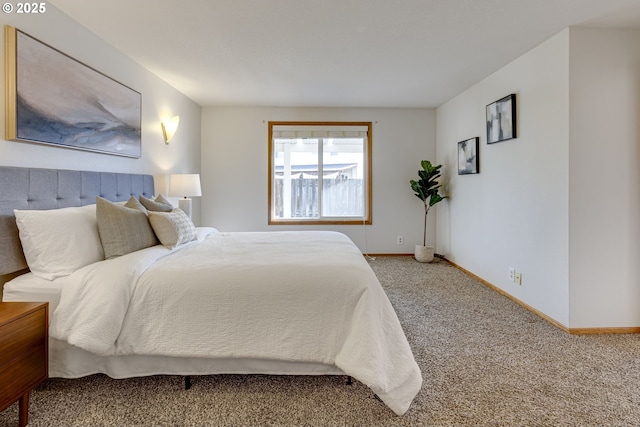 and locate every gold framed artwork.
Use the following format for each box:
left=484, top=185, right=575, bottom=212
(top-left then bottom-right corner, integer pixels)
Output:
left=4, top=26, right=142, bottom=157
